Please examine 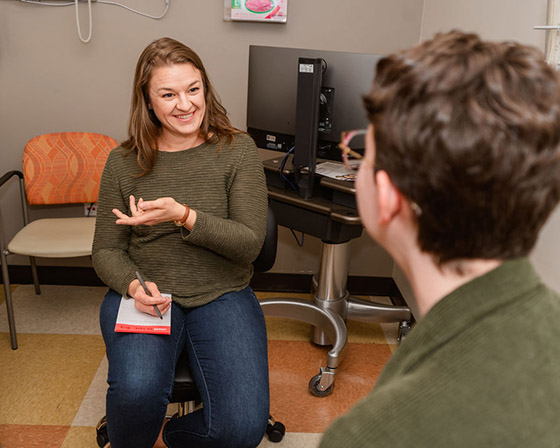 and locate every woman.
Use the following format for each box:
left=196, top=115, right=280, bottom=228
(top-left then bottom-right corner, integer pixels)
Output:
left=92, top=37, right=269, bottom=448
